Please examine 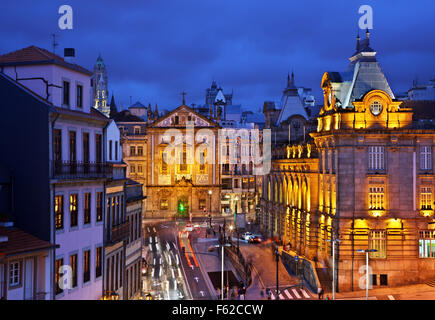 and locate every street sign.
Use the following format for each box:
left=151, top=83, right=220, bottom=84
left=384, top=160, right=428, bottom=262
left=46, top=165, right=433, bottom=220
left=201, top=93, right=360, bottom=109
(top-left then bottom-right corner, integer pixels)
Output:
left=294, top=255, right=299, bottom=261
